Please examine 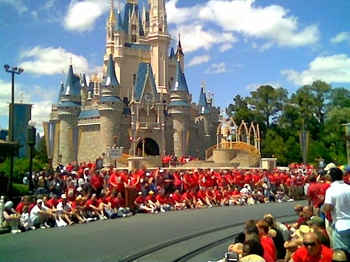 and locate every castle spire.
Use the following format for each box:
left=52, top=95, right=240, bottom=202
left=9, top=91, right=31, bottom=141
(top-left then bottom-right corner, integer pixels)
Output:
left=108, top=0, right=116, bottom=25
left=170, top=59, right=189, bottom=93
left=176, top=33, right=185, bottom=57
left=102, top=54, right=120, bottom=89
left=198, top=83, right=210, bottom=114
